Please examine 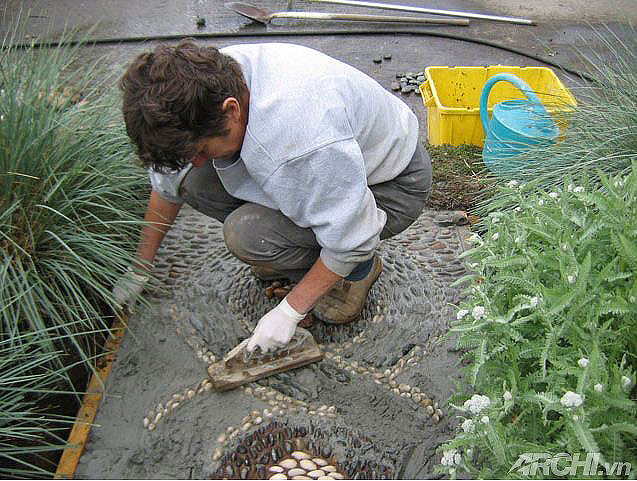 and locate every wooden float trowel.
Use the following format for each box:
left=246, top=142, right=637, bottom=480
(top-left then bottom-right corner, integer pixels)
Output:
left=207, top=327, right=323, bottom=391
